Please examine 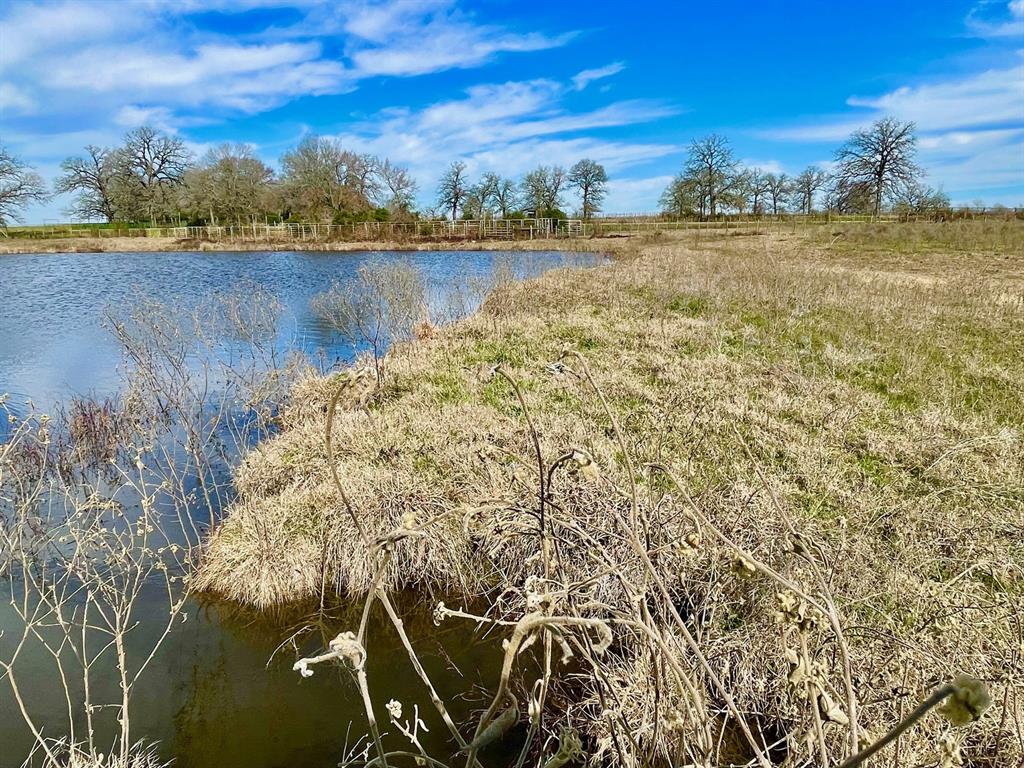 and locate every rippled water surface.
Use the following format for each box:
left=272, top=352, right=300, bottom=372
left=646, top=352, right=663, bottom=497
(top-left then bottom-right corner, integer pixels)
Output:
left=0, top=249, right=592, bottom=767
left=0, top=249, right=588, bottom=408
